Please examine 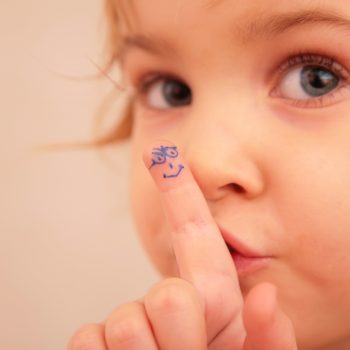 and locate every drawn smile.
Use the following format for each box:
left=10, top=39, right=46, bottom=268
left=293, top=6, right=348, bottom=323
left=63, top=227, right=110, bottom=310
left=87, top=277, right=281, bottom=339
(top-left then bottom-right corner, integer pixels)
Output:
left=163, top=163, right=184, bottom=178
